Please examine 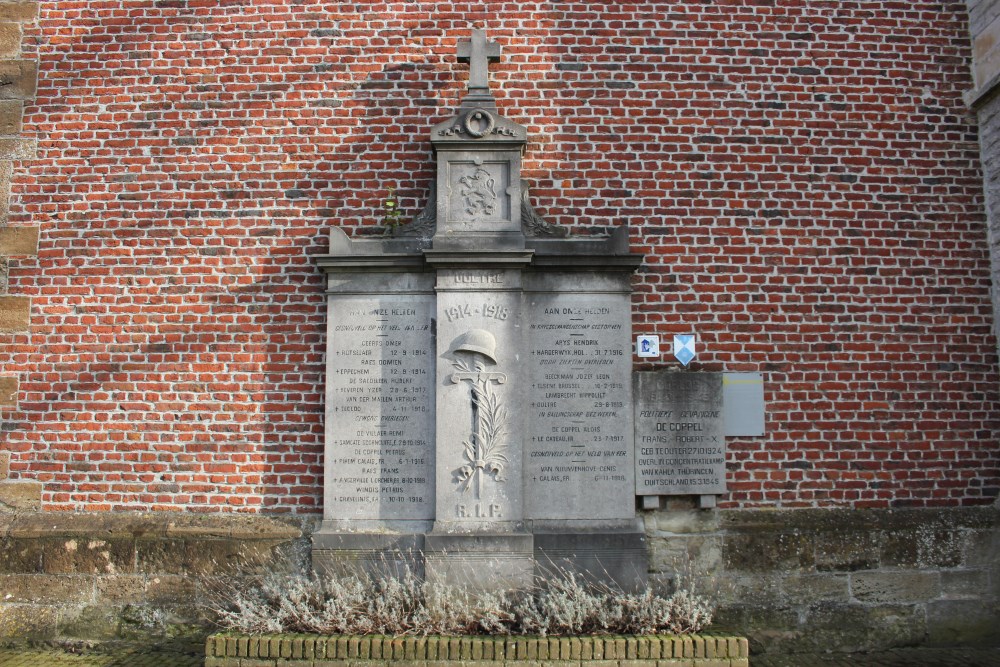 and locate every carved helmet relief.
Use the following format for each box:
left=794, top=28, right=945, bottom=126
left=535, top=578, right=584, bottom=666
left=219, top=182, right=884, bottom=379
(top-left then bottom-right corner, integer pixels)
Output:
left=449, top=330, right=509, bottom=498
left=453, top=329, right=500, bottom=366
